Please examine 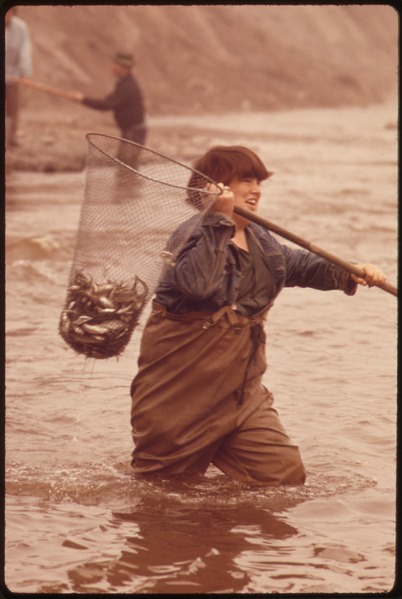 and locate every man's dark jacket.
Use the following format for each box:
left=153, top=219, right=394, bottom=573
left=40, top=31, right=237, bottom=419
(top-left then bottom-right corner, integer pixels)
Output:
left=82, top=73, right=145, bottom=131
